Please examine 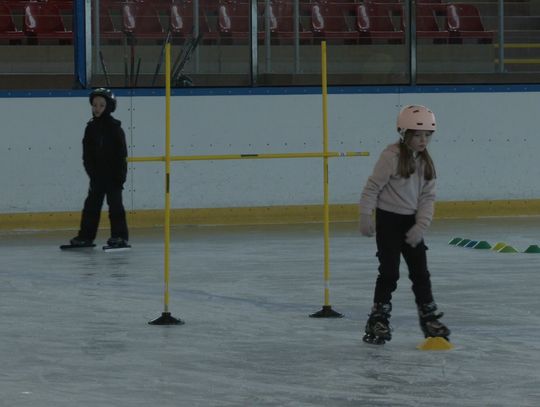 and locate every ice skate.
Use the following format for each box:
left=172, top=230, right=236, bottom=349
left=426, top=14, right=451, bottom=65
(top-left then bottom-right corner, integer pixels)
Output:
left=363, top=303, right=392, bottom=345
left=418, top=302, right=450, bottom=339
left=60, top=237, right=95, bottom=250
left=103, top=237, right=131, bottom=252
